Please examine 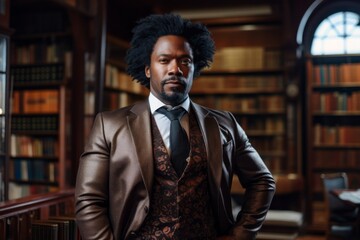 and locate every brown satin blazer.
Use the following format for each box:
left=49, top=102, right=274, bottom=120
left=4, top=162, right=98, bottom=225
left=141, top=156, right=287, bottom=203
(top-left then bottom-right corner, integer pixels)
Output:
left=75, top=100, right=275, bottom=240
